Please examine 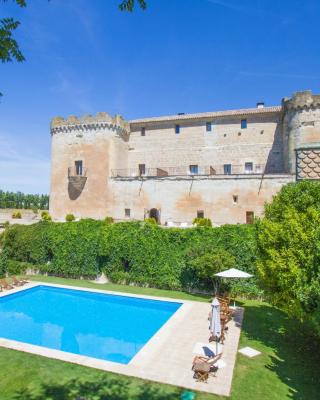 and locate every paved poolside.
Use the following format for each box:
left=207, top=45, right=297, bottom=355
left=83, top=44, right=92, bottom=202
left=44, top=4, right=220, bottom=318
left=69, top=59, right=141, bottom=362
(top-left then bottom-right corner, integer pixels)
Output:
left=0, top=282, right=243, bottom=396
